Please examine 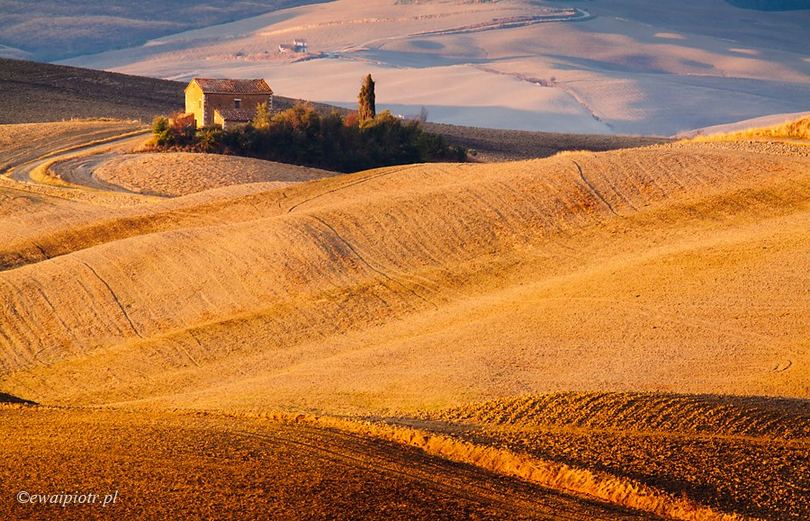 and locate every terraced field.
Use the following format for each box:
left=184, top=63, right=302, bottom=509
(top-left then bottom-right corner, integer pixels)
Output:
left=0, top=120, right=807, bottom=518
